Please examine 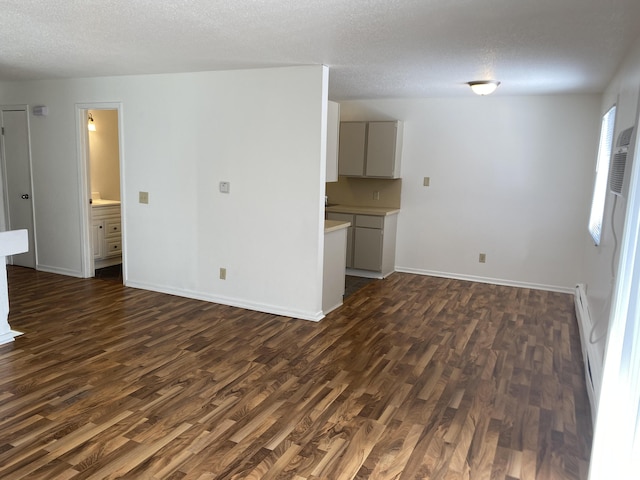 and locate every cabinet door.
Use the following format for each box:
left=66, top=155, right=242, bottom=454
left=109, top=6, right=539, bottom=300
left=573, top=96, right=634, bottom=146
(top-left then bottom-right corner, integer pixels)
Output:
left=353, top=227, right=383, bottom=271
left=91, top=220, right=105, bottom=259
left=105, top=239, right=122, bottom=258
left=338, top=122, right=366, bottom=176
left=326, top=213, right=354, bottom=268
left=105, top=218, right=121, bottom=236
left=366, top=122, right=398, bottom=177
